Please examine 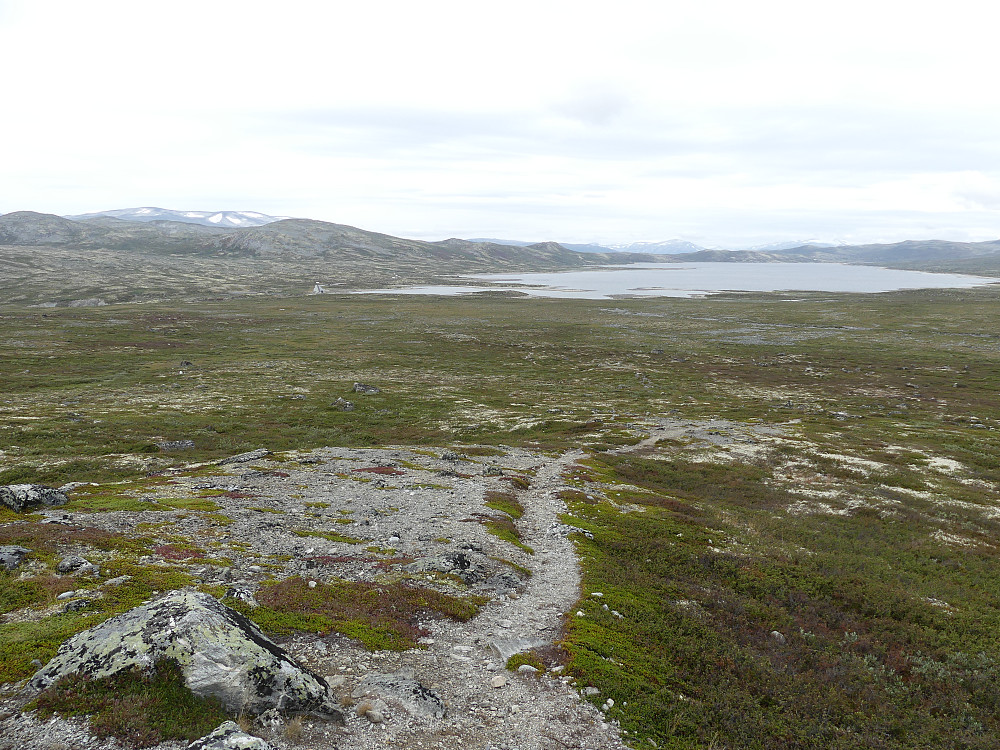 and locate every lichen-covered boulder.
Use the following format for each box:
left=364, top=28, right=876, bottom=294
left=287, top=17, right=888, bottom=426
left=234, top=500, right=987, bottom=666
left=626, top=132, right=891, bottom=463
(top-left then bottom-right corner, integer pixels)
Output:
left=187, top=721, right=274, bottom=750
left=0, top=545, right=31, bottom=571
left=0, top=484, right=68, bottom=512
left=29, top=589, right=343, bottom=720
